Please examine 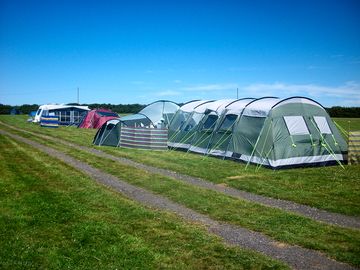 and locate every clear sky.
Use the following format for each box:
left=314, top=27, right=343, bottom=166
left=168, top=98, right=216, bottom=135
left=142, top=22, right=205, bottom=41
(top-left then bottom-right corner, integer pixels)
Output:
left=1, top=0, right=359, bottom=106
